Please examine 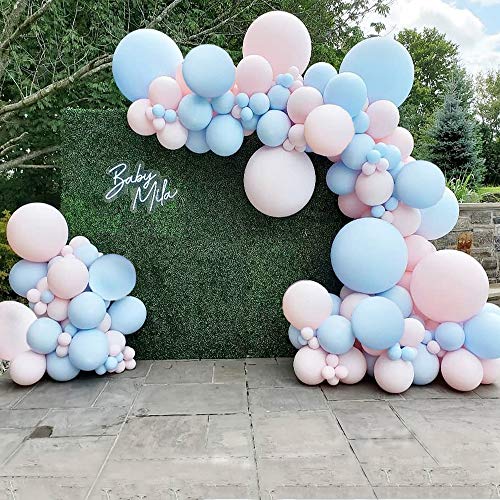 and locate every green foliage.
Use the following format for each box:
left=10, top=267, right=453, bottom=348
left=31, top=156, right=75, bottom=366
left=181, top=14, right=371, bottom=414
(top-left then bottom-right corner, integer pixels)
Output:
left=61, top=109, right=346, bottom=359
left=0, top=211, right=18, bottom=301
left=446, top=172, right=480, bottom=203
